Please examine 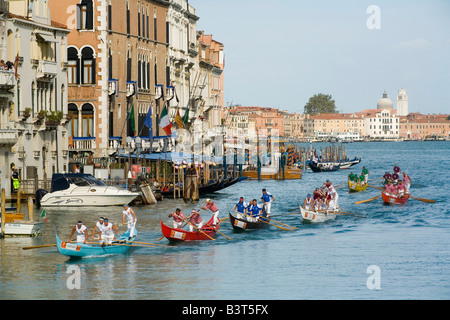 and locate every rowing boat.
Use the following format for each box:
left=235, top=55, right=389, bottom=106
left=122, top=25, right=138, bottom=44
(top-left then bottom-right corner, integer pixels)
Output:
left=228, top=212, right=270, bottom=231
left=382, top=191, right=410, bottom=205
left=309, top=161, right=341, bottom=173
left=56, top=230, right=137, bottom=258
left=300, top=206, right=337, bottom=223
left=160, top=217, right=218, bottom=241
left=348, top=179, right=368, bottom=192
